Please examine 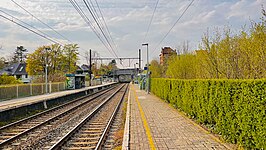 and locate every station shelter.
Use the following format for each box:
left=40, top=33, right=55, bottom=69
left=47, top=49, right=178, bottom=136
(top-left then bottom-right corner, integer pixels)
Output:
left=65, top=74, right=85, bottom=90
